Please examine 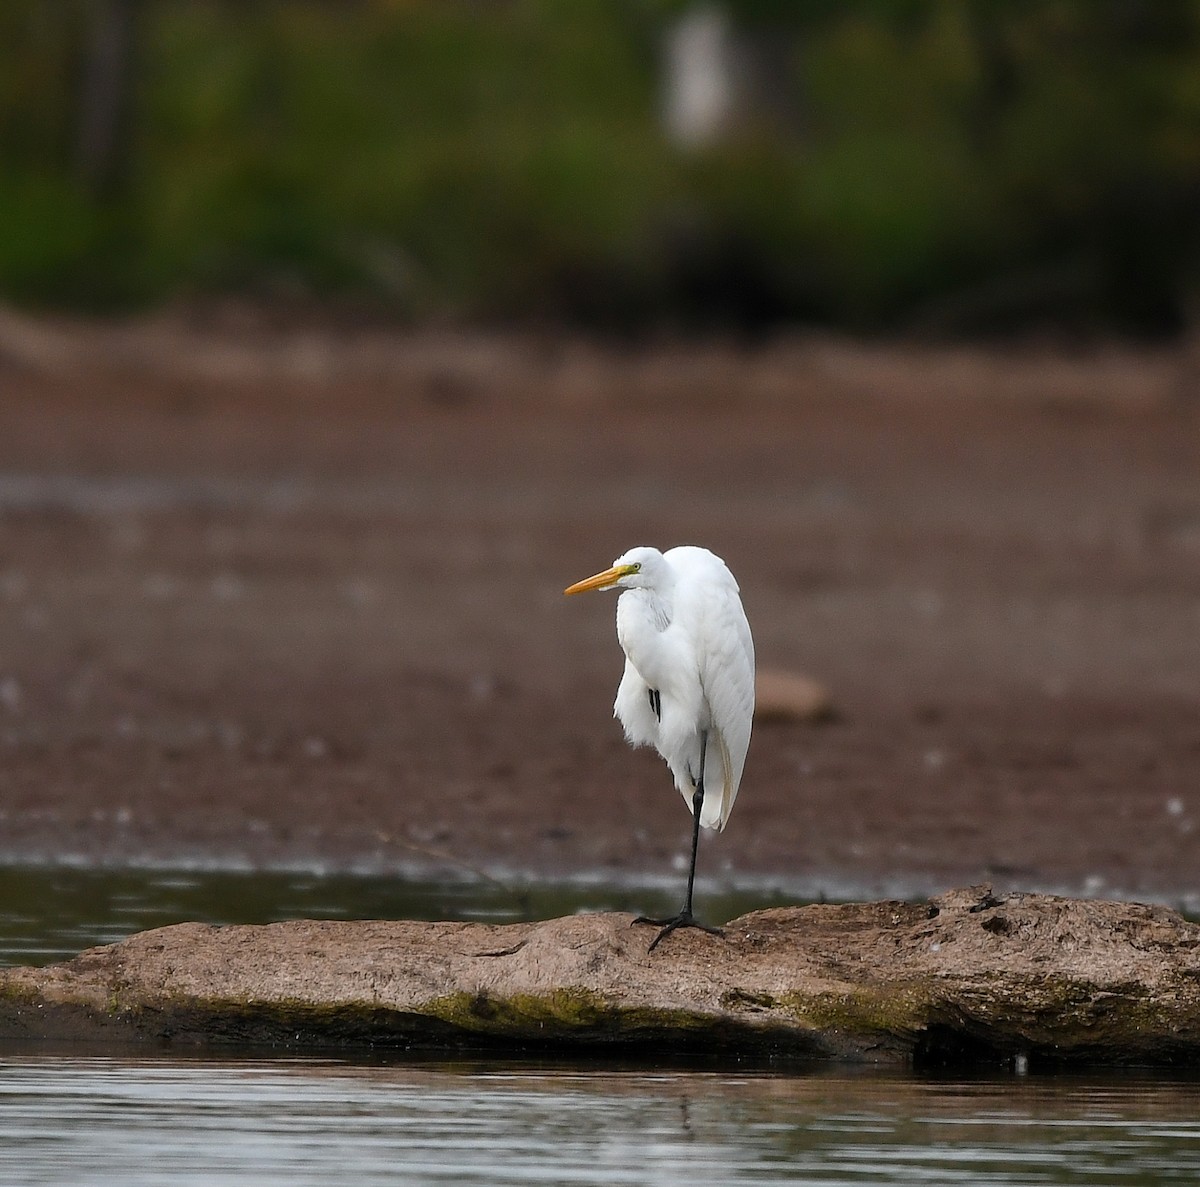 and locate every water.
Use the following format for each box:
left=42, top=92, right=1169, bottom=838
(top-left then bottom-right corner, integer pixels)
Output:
left=1, top=1056, right=1199, bottom=1185
left=3, top=866, right=1200, bottom=1184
